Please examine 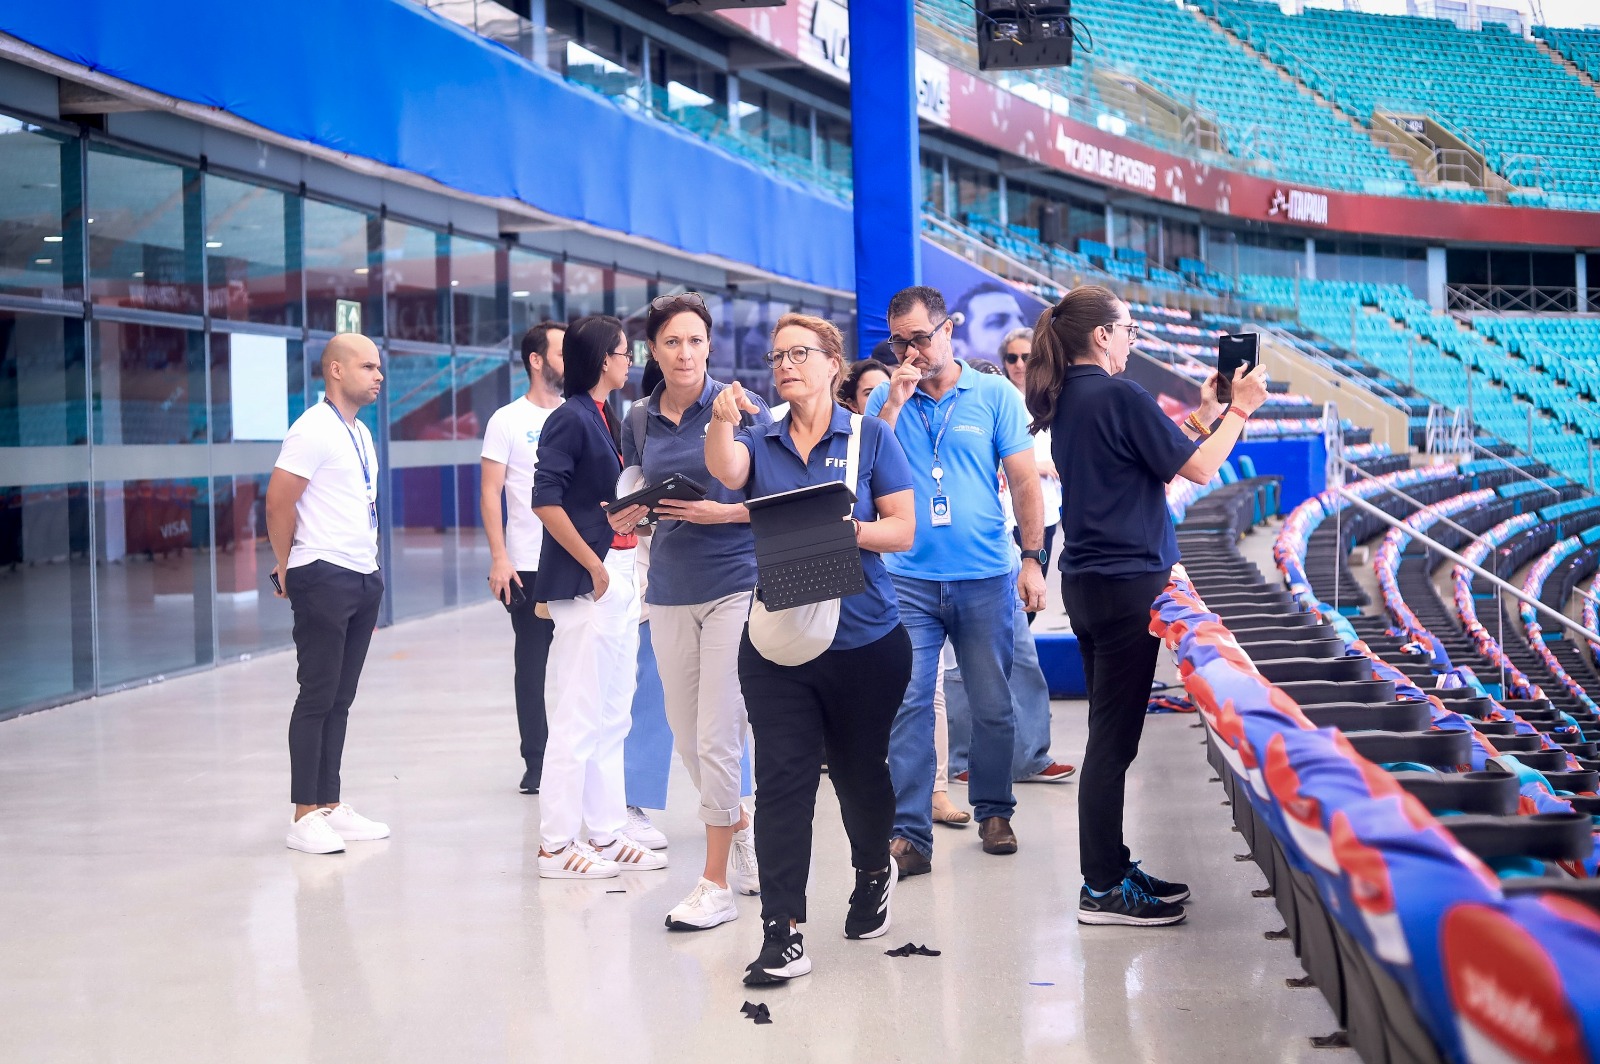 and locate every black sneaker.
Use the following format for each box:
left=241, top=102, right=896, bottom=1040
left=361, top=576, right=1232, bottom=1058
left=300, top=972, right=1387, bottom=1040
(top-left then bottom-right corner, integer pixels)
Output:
left=1125, top=861, right=1190, bottom=904
left=519, top=768, right=540, bottom=795
left=844, top=866, right=897, bottom=940
left=1077, top=878, right=1186, bottom=927
left=743, top=919, right=812, bottom=985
